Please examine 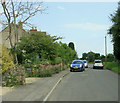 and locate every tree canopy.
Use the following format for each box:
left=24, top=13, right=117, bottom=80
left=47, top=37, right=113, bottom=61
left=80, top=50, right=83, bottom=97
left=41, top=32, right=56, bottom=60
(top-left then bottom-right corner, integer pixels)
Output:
left=16, top=32, right=78, bottom=64
left=68, top=42, right=75, bottom=50
left=108, top=2, right=120, bottom=61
